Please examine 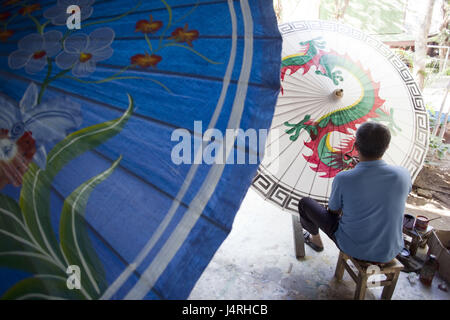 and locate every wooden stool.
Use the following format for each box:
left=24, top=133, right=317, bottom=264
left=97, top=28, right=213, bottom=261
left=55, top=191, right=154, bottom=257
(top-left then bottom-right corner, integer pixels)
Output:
left=334, top=251, right=404, bottom=300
